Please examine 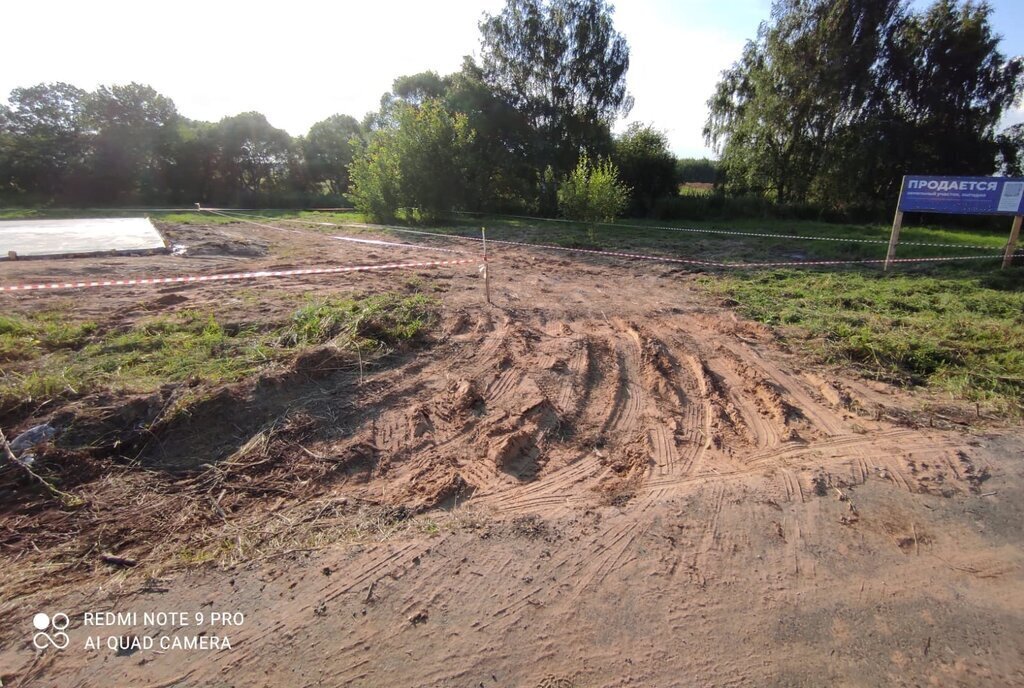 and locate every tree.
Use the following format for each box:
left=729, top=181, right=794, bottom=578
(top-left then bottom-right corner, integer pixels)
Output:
left=675, top=158, right=717, bottom=183
left=390, top=72, right=447, bottom=106
left=349, top=100, right=475, bottom=222
left=875, top=0, right=1024, bottom=177
left=613, top=123, right=676, bottom=215
left=0, top=83, right=88, bottom=201
left=442, top=59, right=536, bottom=211
left=84, top=83, right=180, bottom=203
left=164, top=119, right=219, bottom=204
left=997, top=123, right=1024, bottom=176
left=212, top=112, right=294, bottom=203
left=479, top=0, right=632, bottom=176
left=705, top=0, right=1023, bottom=207
left=557, top=153, right=630, bottom=226
left=303, top=114, right=361, bottom=197
left=706, top=0, right=905, bottom=203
